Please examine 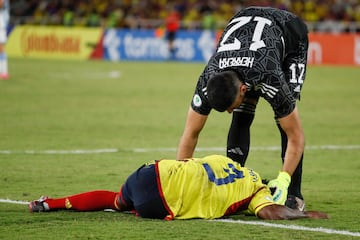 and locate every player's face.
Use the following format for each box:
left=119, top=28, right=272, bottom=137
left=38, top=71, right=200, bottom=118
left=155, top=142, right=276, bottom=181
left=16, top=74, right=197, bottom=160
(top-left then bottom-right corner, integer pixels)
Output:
left=226, top=94, right=243, bottom=113
left=226, top=83, right=246, bottom=113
